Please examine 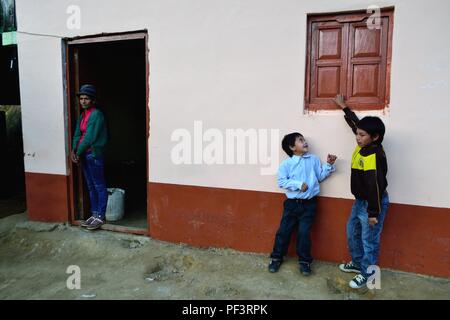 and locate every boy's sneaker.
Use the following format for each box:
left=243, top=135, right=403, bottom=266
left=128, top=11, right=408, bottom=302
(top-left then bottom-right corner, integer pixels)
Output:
left=349, top=274, right=367, bottom=289
left=81, top=216, right=95, bottom=228
left=299, top=262, right=312, bottom=276
left=339, top=261, right=361, bottom=273
left=86, top=218, right=104, bottom=230
left=268, top=259, right=282, bottom=273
